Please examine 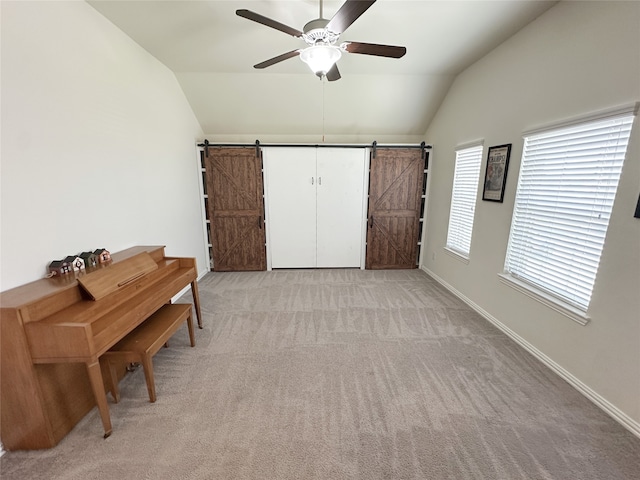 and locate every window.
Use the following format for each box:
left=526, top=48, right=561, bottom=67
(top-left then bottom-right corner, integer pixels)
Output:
left=446, top=144, right=483, bottom=258
left=503, top=109, right=635, bottom=318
